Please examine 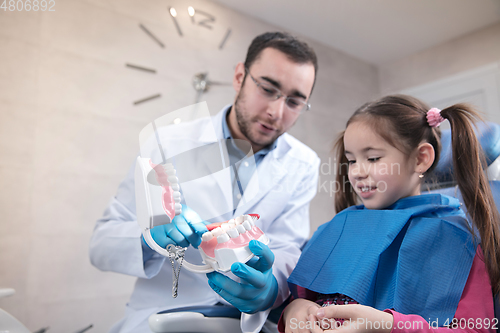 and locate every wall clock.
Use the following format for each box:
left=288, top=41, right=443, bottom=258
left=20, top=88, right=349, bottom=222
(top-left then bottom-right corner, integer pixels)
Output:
left=125, top=5, right=233, bottom=106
